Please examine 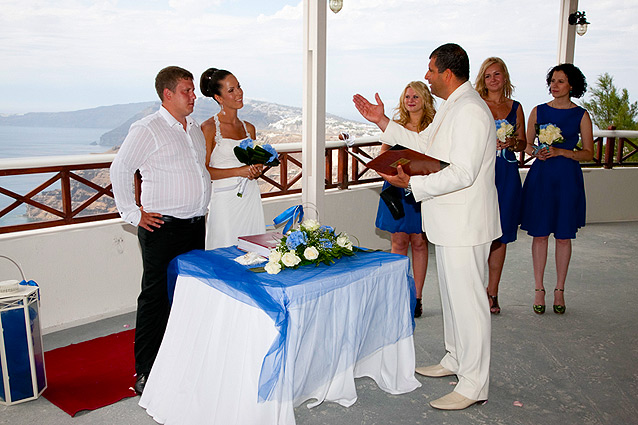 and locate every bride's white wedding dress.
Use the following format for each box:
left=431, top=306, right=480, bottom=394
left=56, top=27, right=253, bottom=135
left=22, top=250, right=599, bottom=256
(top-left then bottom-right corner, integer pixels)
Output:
left=205, top=115, right=266, bottom=250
